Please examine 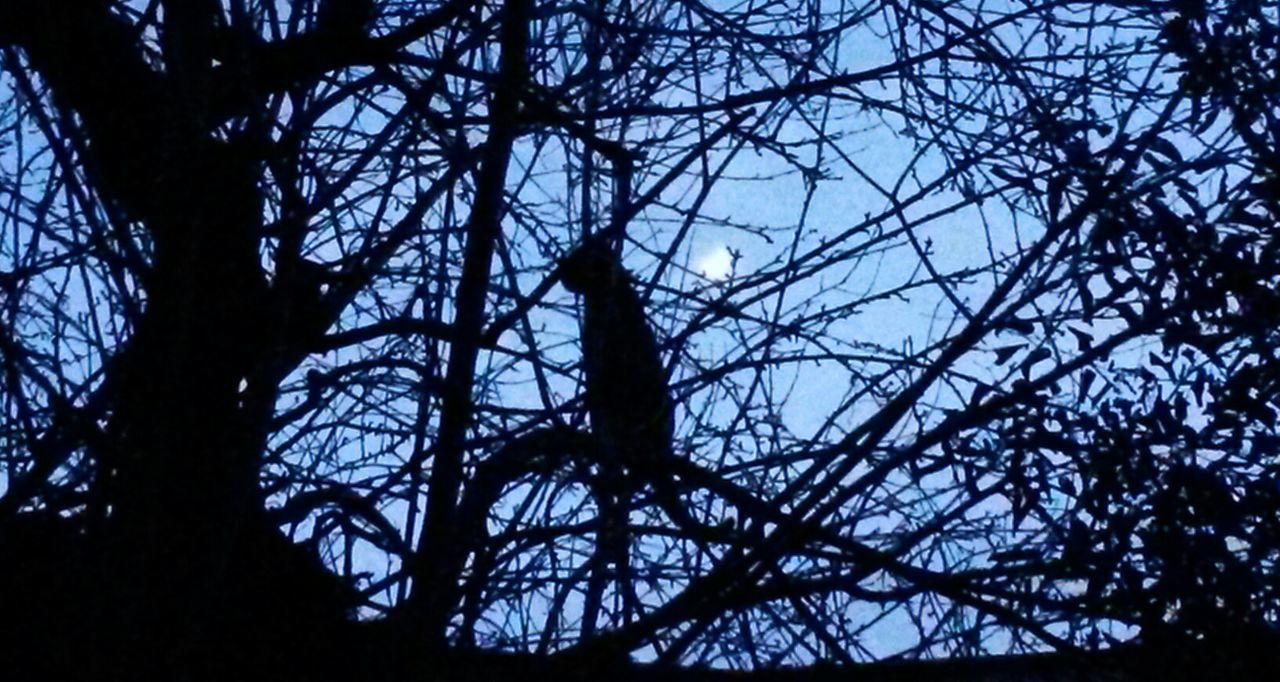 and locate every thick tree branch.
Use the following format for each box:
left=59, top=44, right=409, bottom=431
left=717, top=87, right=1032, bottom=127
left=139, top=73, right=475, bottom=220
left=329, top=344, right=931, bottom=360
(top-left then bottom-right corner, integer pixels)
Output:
left=401, top=0, right=533, bottom=644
